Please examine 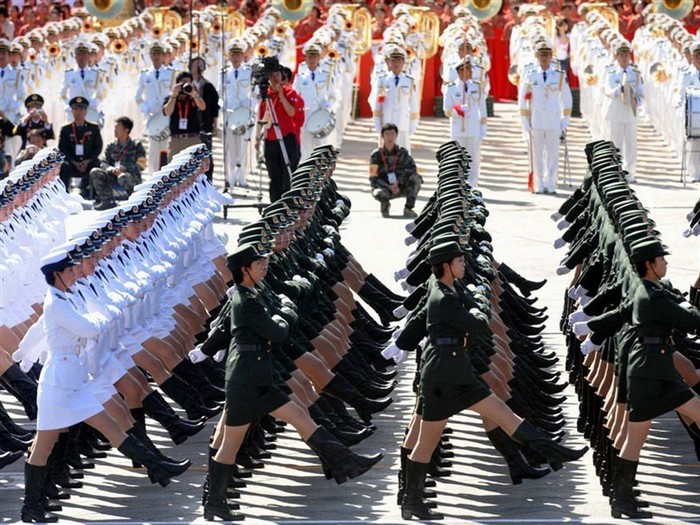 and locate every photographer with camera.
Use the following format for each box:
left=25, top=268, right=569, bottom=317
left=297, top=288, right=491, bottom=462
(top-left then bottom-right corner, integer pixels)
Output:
left=14, top=94, right=54, bottom=151
left=255, top=58, right=303, bottom=204
left=163, top=71, right=206, bottom=161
